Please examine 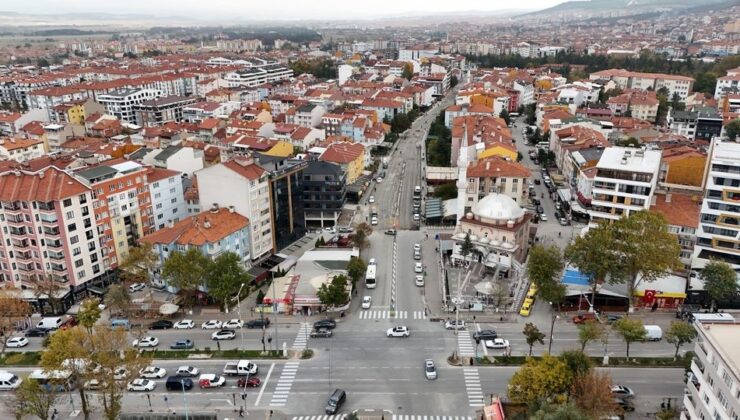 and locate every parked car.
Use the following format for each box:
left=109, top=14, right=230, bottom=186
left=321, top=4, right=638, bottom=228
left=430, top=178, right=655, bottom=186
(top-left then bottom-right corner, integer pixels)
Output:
left=519, top=299, right=533, bottom=317
left=113, top=368, right=129, bottom=381
left=237, top=376, right=261, bottom=388
left=472, top=330, right=498, bottom=341
left=139, top=366, right=167, bottom=379
left=313, top=319, right=337, bottom=330
left=540, top=214, right=548, bottom=222
left=415, top=275, right=424, bottom=286
left=484, top=338, right=510, bottom=349
left=424, top=359, right=437, bottom=380
left=59, top=317, right=78, bottom=330
left=338, top=227, right=353, bottom=233
left=223, top=319, right=244, bottom=329
left=24, top=328, right=48, bottom=337
left=414, top=262, right=423, bottom=273
left=361, top=296, right=372, bottom=309
left=5, top=337, right=28, bottom=348
left=211, top=330, right=236, bottom=340
left=170, top=339, right=194, bottom=350
left=387, top=326, right=410, bottom=337
left=132, top=336, right=159, bottom=348
left=384, top=229, right=397, bottom=236
left=173, top=319, right=195, bottom=329
left=368, top=196, right=375, bottom=203
left=572, top=313, right=598, bottom=324
left=127, top=378, right=156, bottom=392
left=175, top=366, right=199, bottom=377
left=198, top=374, right=225, bottom=388
left=201, top=320, right=223, bottom=329
left=558, top=218, right=569, bottom=226
left=246, top=318, right=270, bottom=329
left=310, top=328, right=333, bottom=338
left=149, top=320, right=173, bottom=330
left=166, top=377, right=193, bottom=391
left=128, top=283, right=146, bottom=293
left=445, top=320, right=466, bottom=330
